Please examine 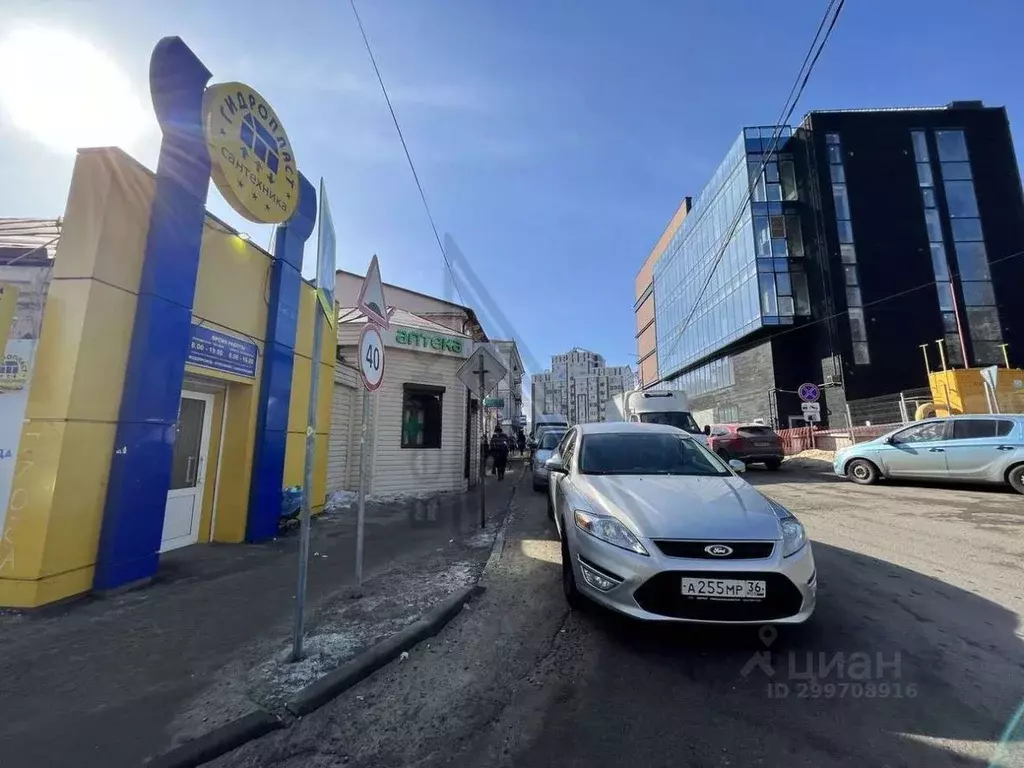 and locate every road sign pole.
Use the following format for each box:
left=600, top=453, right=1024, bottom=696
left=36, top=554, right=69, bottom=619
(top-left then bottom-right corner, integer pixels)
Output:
left=478, top=358, right=486, bottom=529
left=455, top=345, right=508, bottom=531
left=291, top=259, right=326, bottom=664
left=355, top=387, right=371, bottom=586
